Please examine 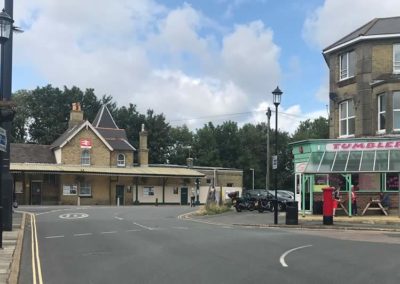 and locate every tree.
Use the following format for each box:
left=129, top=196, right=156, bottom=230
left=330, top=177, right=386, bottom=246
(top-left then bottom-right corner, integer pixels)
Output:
left=144, top=110, right=171, bottom=164
left=214, top=121, right=240, bottom=168
left=168, top=125, right=193, bottom=165
left=193, top=122, right=220, bottom=167
left=291, top=117, right=329, bottom=142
